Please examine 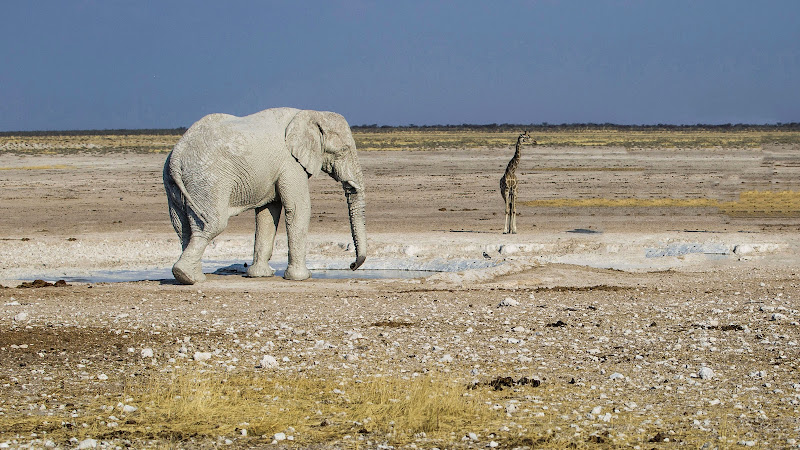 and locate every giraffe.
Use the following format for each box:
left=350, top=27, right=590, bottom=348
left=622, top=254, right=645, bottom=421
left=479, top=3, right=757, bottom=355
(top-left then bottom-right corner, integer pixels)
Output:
left=500, top=131, right=535, bottom=234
